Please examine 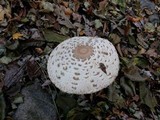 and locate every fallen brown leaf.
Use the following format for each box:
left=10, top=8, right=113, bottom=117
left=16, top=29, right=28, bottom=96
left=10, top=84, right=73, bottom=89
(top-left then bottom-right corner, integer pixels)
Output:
left=0, top=5, right=5, bottom=21
left=145, top=49, right=158, bottom=57
left=26, top=59, right=42, bottom=80
left=98, top=0, right=108, bottom=11
left=72, top=13, right=82, bottom=22
left=127, top=16, right=143, bottom=22
left=123, top=65, right=148, bottom=81
left=4, top=61, right=25, bottom=88
left=64, top=8, right=73, bottom=16
left=116, top=44, right=123, bottom=57
left=137, top=34, right=149, bottom=49
left=12, top=33, right=24, bottom=40
left=35, top=47, right=43, bottom=54
left=61, top=1, right=69, bottom=8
